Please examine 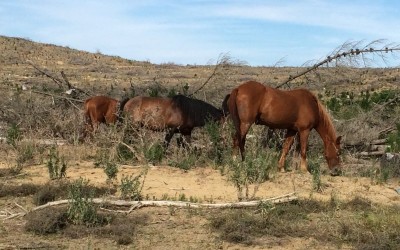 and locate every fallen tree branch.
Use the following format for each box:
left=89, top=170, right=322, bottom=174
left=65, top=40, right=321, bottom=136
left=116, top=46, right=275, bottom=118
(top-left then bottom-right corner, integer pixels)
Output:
left=189, top=53, right=233, bottom=97
left=30, top=90, right=84, bottom=103
left=29, top=192, right=297, bottom=215
left=26, top=60, right=64, bottom=87
left=276, top=40, right=400, bottom=89
left=27, top=60, right=91, bottom=96
left=357, top=151, right=385, bottom=157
